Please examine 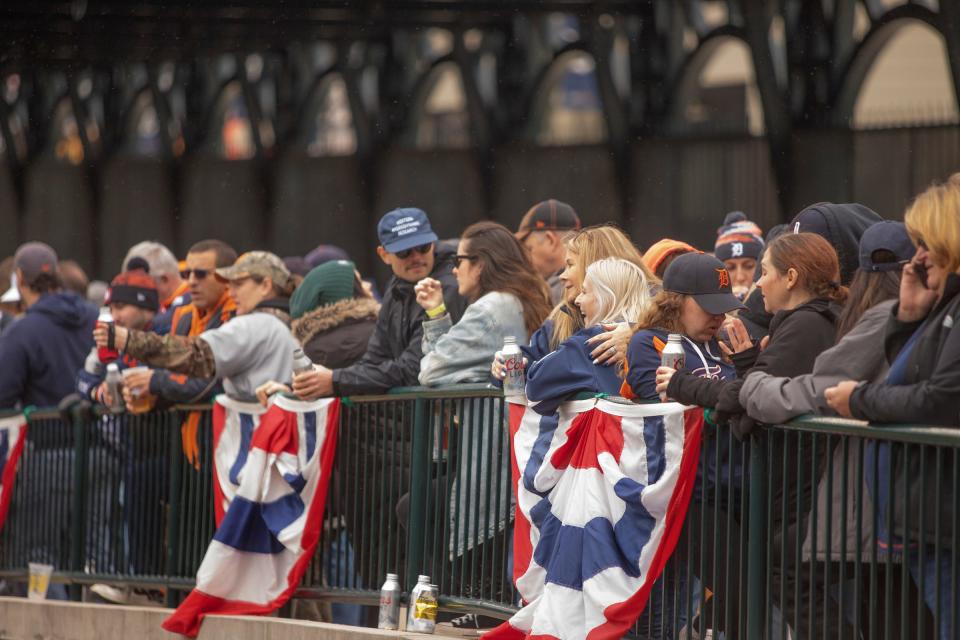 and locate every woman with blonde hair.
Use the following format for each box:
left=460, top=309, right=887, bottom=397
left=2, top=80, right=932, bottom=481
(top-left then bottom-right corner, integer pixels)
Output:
left=491, top=224, right=657, bottom=379
left=524, top=257, right=650, bottom=415
left=825, top=174, right=960, bottom=640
